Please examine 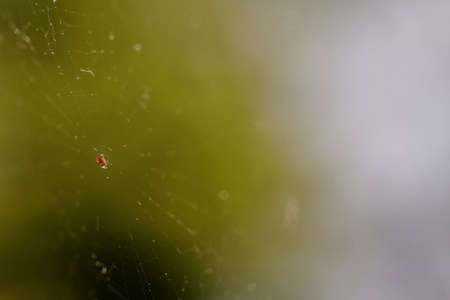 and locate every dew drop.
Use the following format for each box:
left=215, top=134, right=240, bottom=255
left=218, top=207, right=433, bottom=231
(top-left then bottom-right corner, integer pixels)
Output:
left=247, top=283, right=257, bottom=293
left=175, top=108, right=183, bottom=116
left=139, top=100, right=148, bottom=110
left=218, top=190, right=230, bottom=200
left=133, top=43, right=142, bottom=51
